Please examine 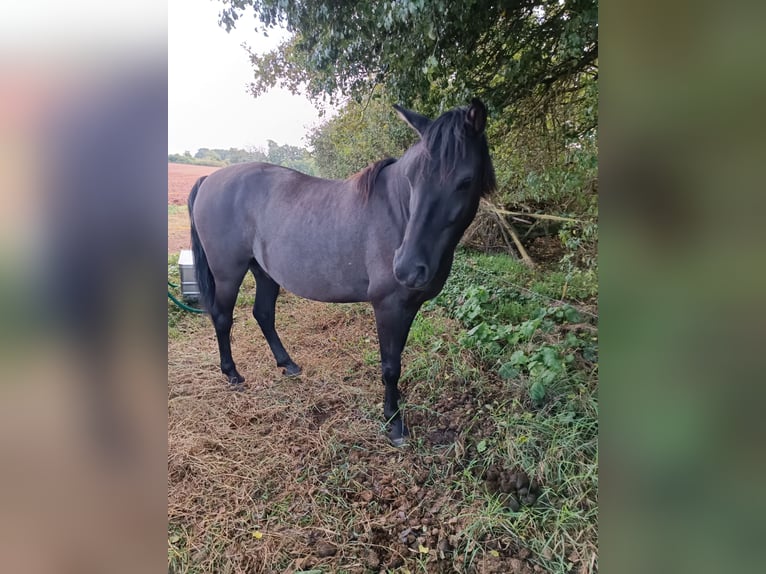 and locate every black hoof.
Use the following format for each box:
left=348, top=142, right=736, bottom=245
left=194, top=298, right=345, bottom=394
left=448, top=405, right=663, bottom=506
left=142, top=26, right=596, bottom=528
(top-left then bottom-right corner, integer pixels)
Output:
left=281, top=362, right=302, bottom=377
left=387, top=419, right=410, bottom=447
left=227, top=373, right=245, bottom=388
